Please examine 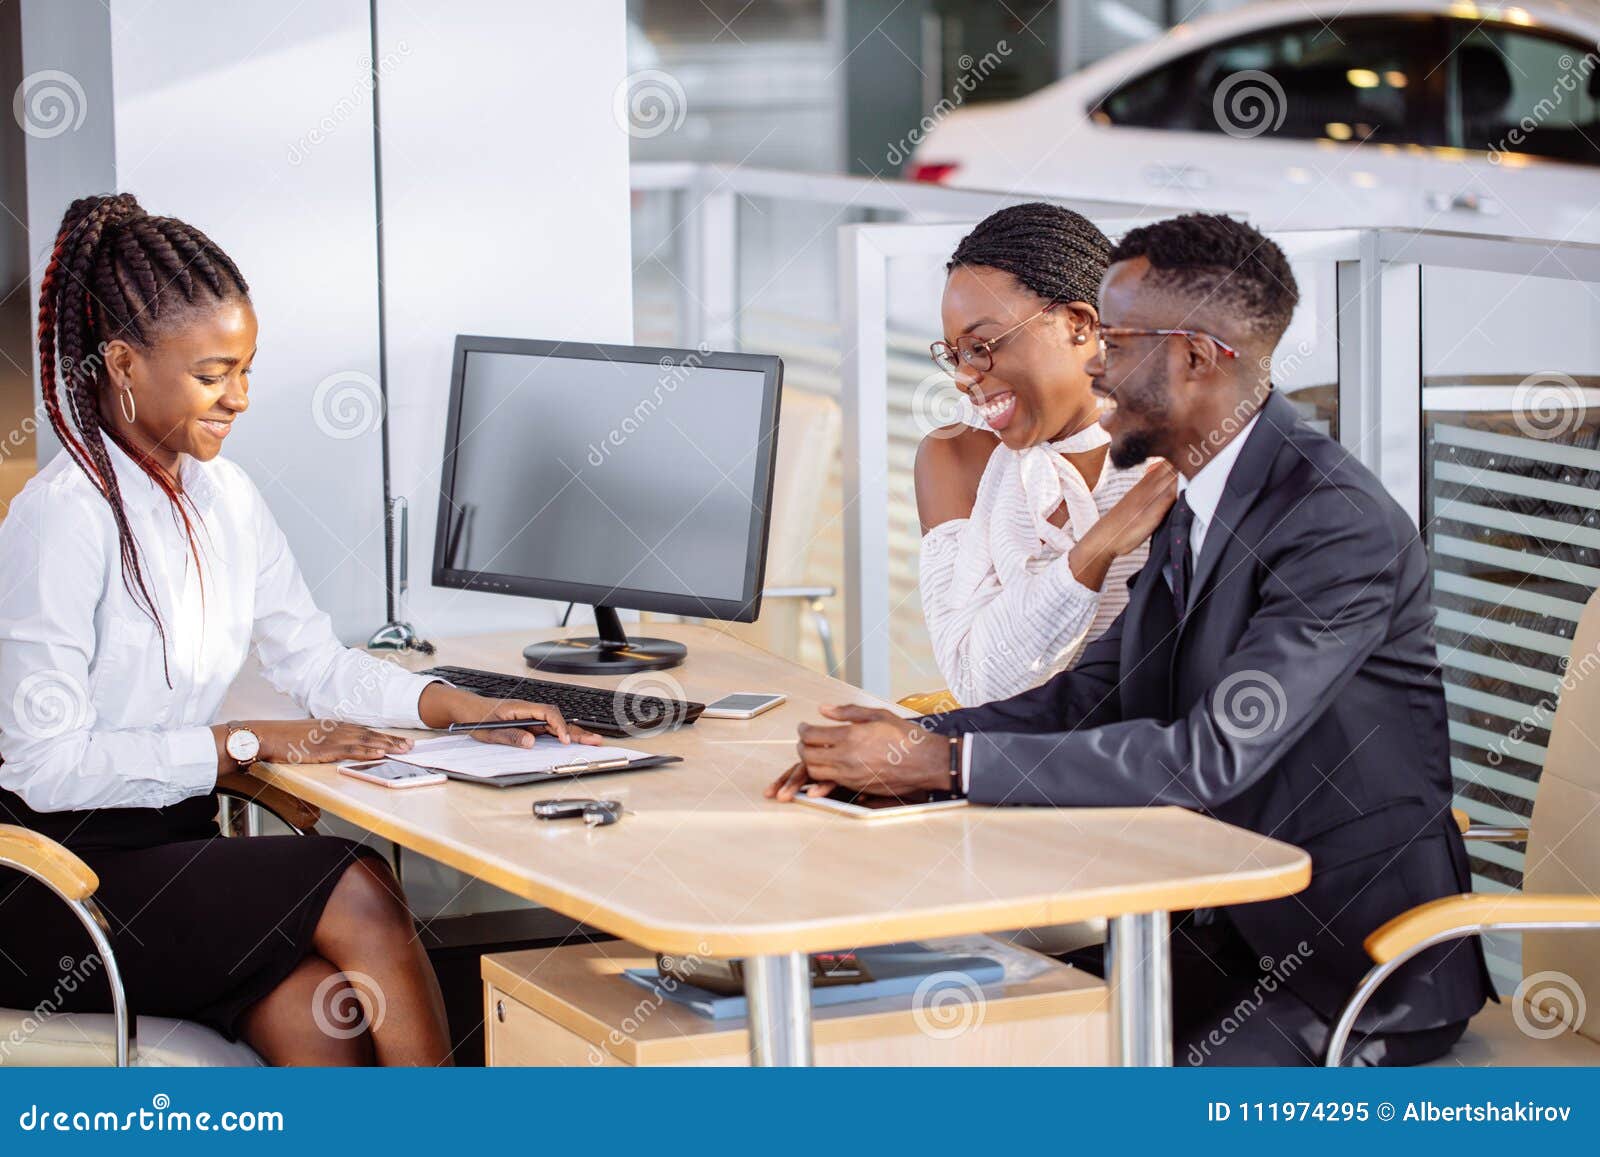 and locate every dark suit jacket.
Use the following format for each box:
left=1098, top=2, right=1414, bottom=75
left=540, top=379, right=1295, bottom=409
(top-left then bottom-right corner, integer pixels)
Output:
left=924, top=390, right=1491, bottom=1032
